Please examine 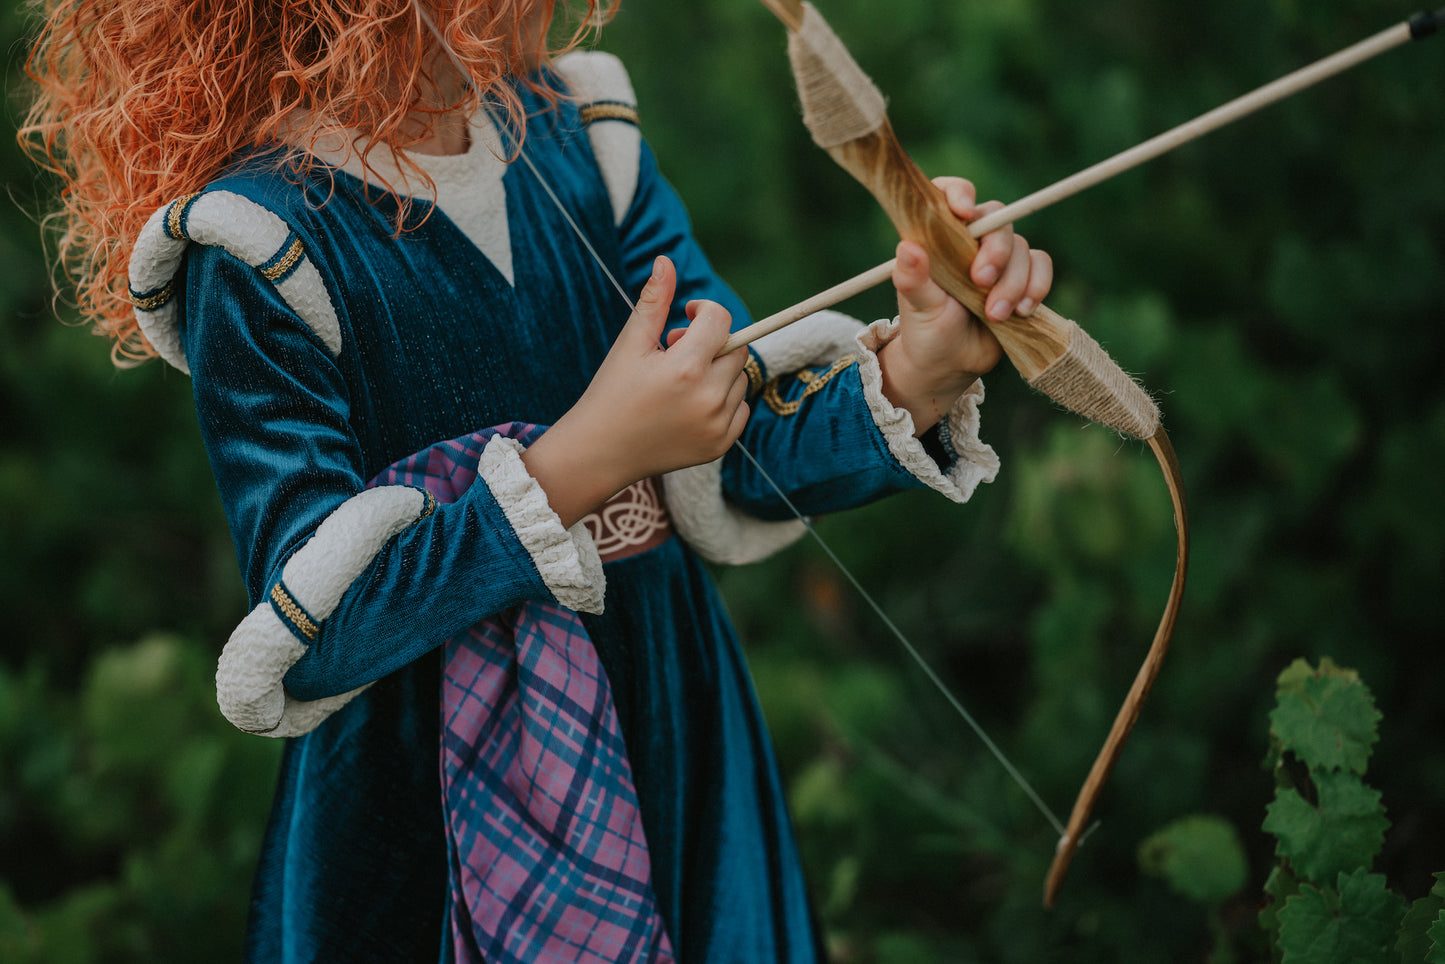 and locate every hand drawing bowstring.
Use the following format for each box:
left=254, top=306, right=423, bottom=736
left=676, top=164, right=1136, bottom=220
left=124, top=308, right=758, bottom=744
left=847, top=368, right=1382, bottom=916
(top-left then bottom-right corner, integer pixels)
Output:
left=414, top=0, right=1442, bottom=907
